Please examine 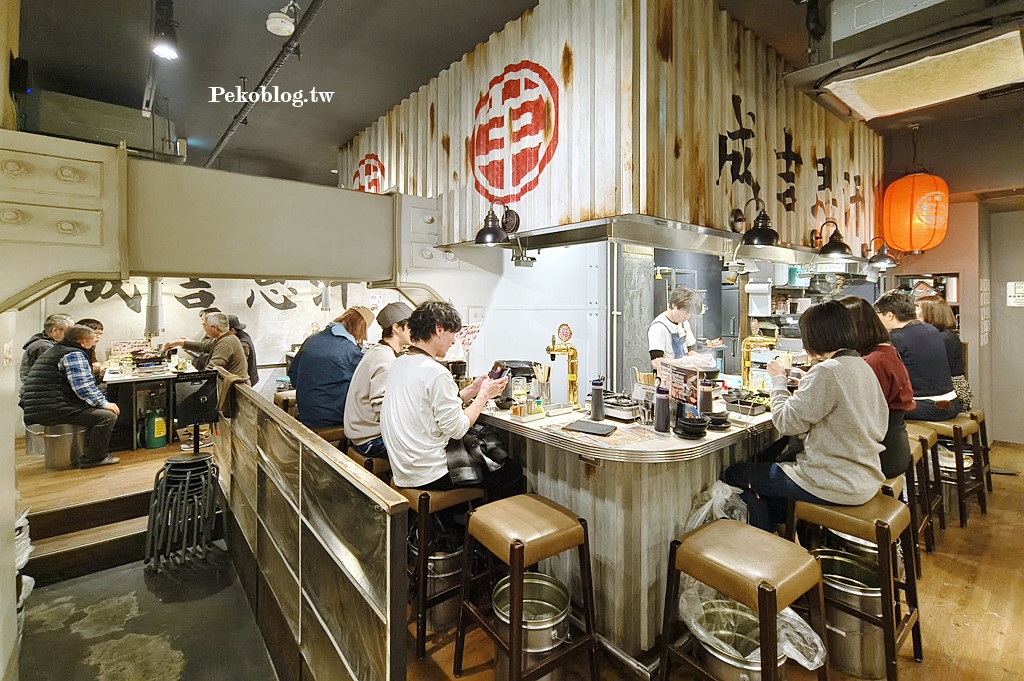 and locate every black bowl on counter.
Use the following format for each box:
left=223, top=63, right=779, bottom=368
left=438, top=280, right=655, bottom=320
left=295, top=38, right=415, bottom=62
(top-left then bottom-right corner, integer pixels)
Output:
left=706, top=411, right=730, bottom=427
left=494, top=397, right=516, bottom=411
left=673, top=415, right=709, bottom=439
